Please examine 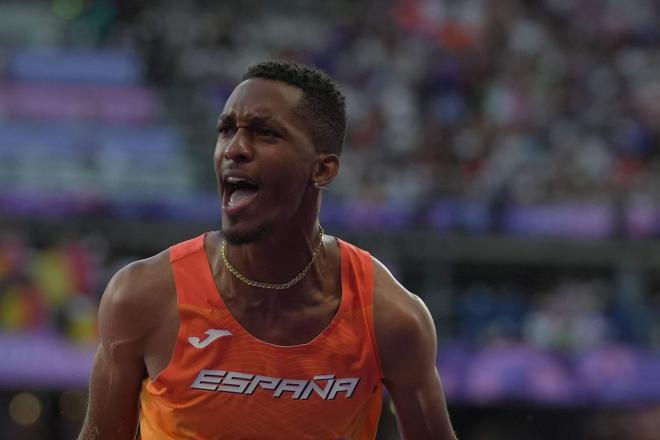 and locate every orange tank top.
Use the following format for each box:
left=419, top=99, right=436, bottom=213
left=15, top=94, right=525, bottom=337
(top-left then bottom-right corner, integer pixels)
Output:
left=138, top=234, right=384, bottom=440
